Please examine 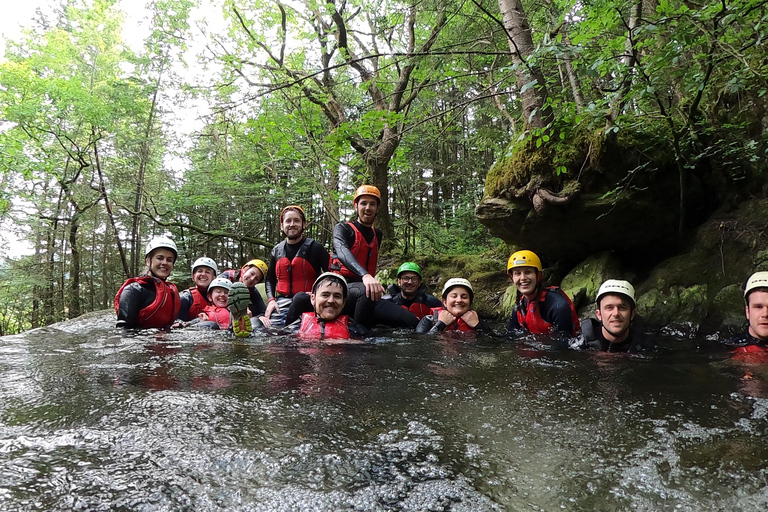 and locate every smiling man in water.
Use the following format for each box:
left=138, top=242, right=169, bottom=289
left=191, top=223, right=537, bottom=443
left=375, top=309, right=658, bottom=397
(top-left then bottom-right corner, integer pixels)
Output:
left=579, top=279, right=654, bottom=353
